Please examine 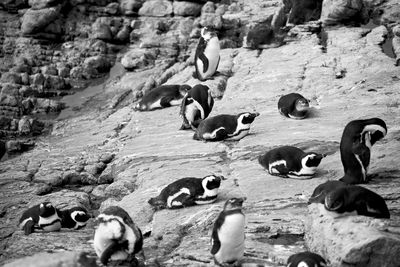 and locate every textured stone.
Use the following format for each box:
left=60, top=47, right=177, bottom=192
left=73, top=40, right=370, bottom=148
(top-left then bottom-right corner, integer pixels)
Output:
left=306, top=204, right=400, bottom=267
left=320, top=0, right=368, bottom=25
left=138, top=0, right=172, bottom=17
left=121, top=49, right=156, bottom=69
left=119, top=0, right=143, bottom=15
left=28, top=0, right=60, bottom=9
left=173, top=1, right=202, bottom=17
left=92, top=20, right=113, bottom=41
left=0, top=72, right=22, bottom=84
left=21, top=7, right=60, bottom=34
